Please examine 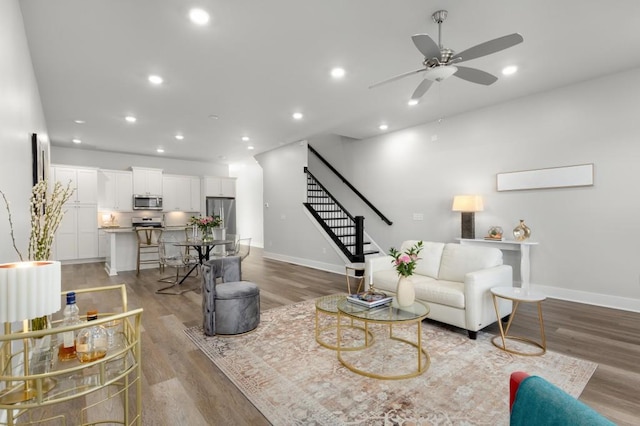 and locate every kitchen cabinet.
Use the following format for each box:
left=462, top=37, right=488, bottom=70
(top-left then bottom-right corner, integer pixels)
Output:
left=131, top=167, right=162, bottom=195
left=163, top=174, right=201, bottom=212
left=98, top=169, right=133, bottom=211
left=51, top=165, right=98, bottom=203
left=53, top=204, right=98, bottom=260
left=50, top=165, right=99, bottom=261
left=203, top=176, right=236, bottom=198
left=98, top=228, right=107, bottom=258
